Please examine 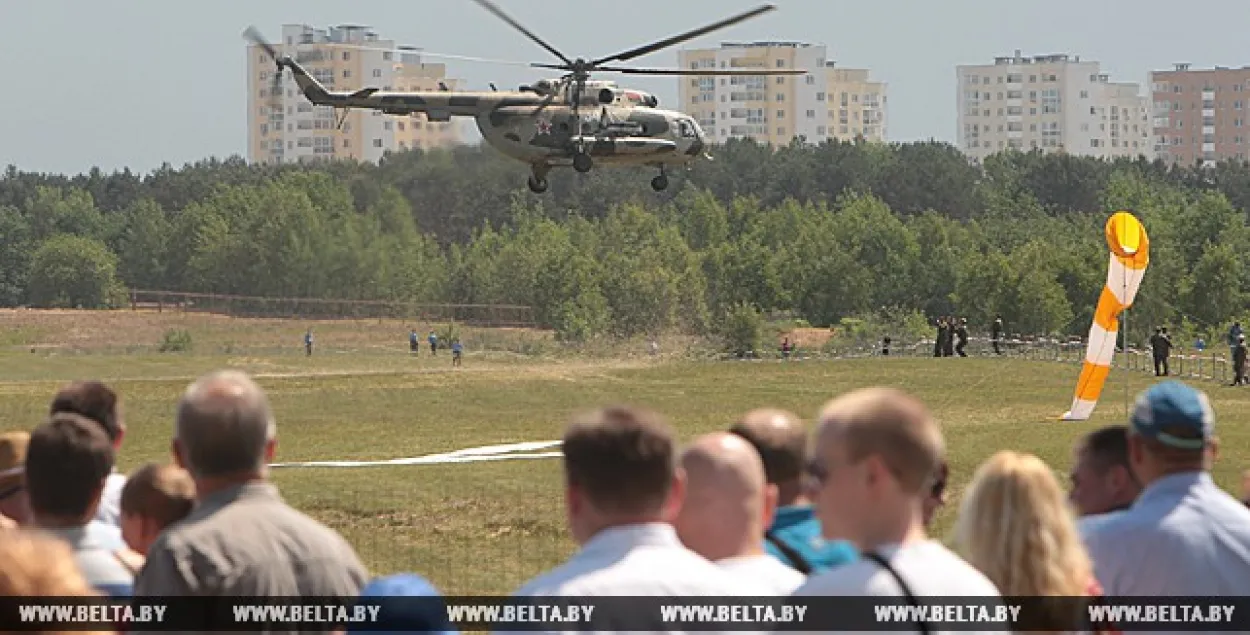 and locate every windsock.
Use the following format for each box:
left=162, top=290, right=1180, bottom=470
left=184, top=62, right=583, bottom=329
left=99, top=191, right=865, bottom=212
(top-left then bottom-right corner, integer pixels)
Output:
left=1061, top=212, right=1150, bottom=421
